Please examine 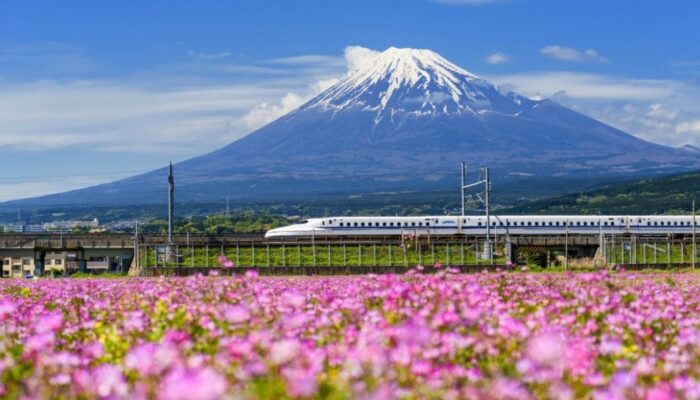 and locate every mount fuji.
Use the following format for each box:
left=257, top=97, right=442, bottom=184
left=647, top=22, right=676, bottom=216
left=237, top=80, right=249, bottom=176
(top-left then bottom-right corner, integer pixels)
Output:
left=6, top=47, right=700, bottom=208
